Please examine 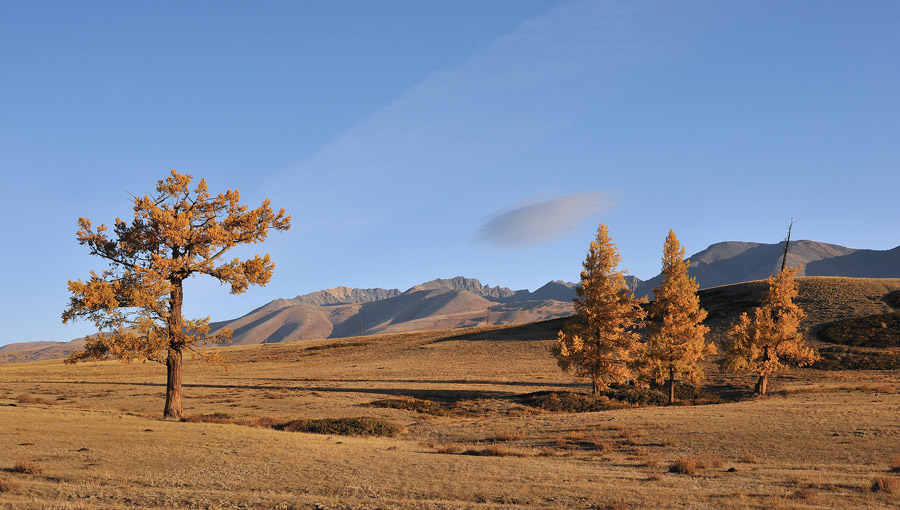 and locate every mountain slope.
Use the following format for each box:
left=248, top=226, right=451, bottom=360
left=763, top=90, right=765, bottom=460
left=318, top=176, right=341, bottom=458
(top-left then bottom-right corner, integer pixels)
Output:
left=635, top=240, right=899, bottom=297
